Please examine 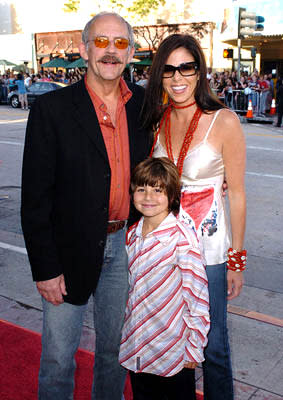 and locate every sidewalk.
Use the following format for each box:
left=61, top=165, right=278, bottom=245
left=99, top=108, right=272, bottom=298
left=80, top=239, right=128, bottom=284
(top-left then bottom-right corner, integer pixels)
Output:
left=0, top=227, right=282, bottom=400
